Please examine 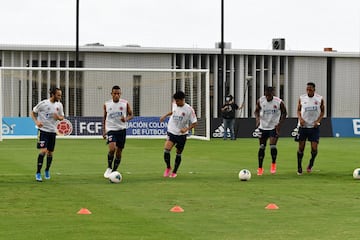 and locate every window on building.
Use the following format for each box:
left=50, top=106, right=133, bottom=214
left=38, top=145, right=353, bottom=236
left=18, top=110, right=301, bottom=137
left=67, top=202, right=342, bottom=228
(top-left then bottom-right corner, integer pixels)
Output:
left=133, top=75, right=141, bottom=116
